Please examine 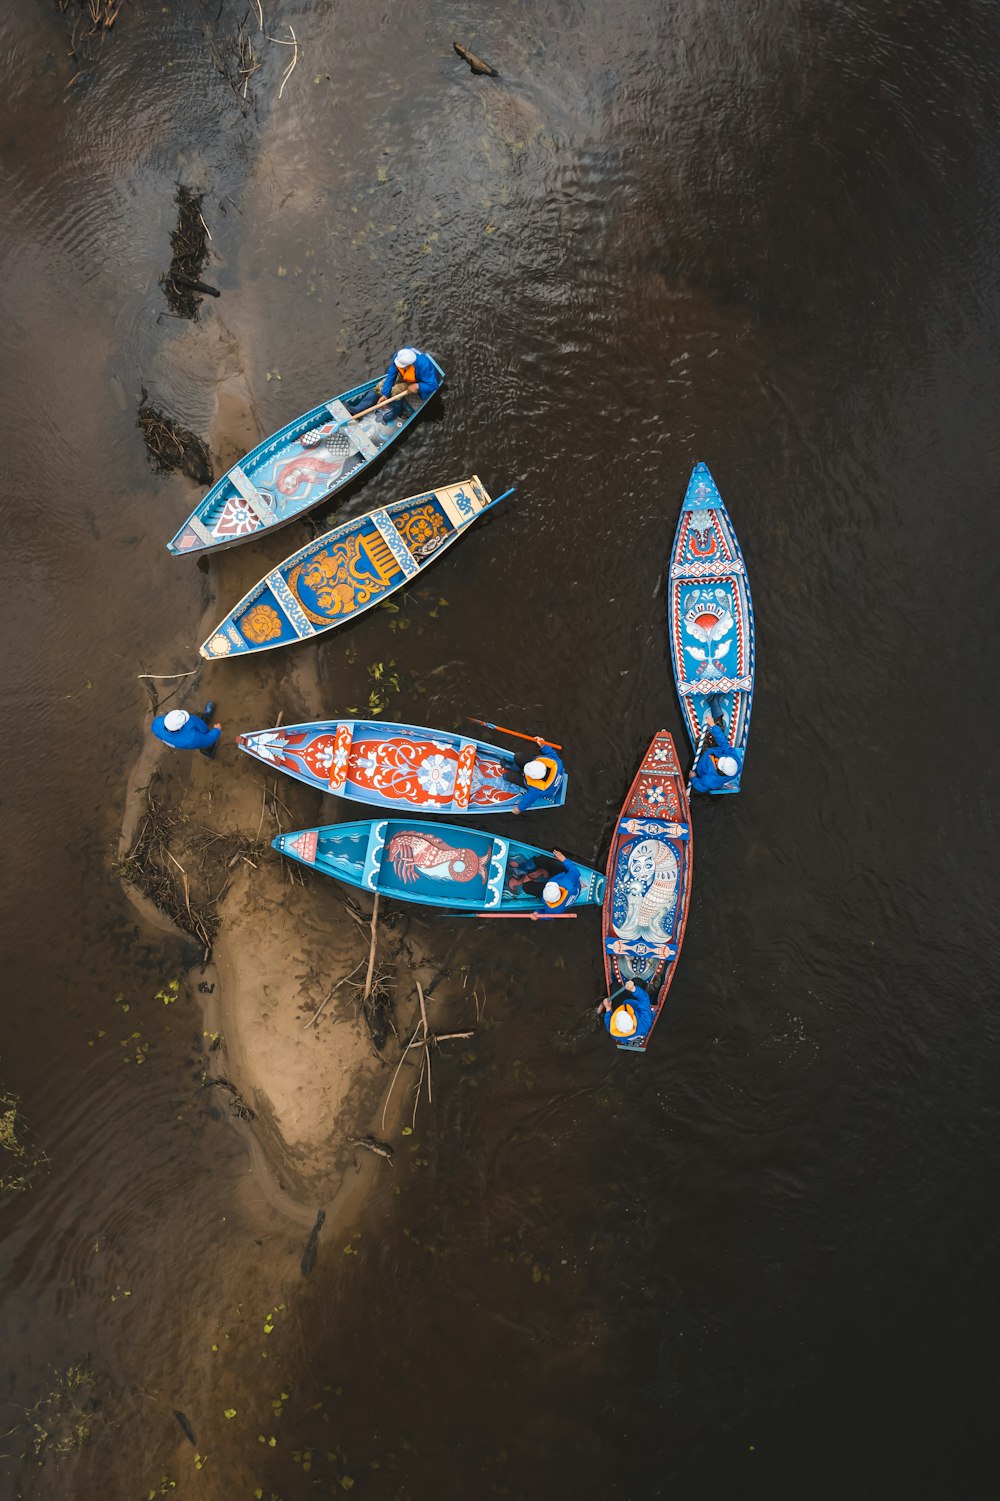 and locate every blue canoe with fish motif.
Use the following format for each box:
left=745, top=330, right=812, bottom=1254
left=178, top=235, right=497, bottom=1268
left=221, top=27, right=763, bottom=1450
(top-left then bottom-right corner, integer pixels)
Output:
left=668, top=462, right=755, bottom=793
left=200, top=475, right=510, bottom=660
left=237, top=719, right=567, bottom=815
left=602, top=730, right=693, bottom=1053
left=273, top=819, right=604, bottom=914
left=167, top=357, right=444, bottom=556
